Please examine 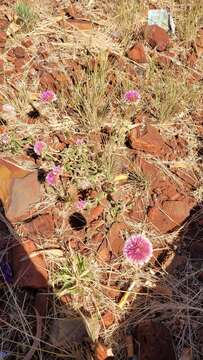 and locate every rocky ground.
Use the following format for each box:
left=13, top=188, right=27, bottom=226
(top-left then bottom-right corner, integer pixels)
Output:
left=0, top=0, right=202, bottom=359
